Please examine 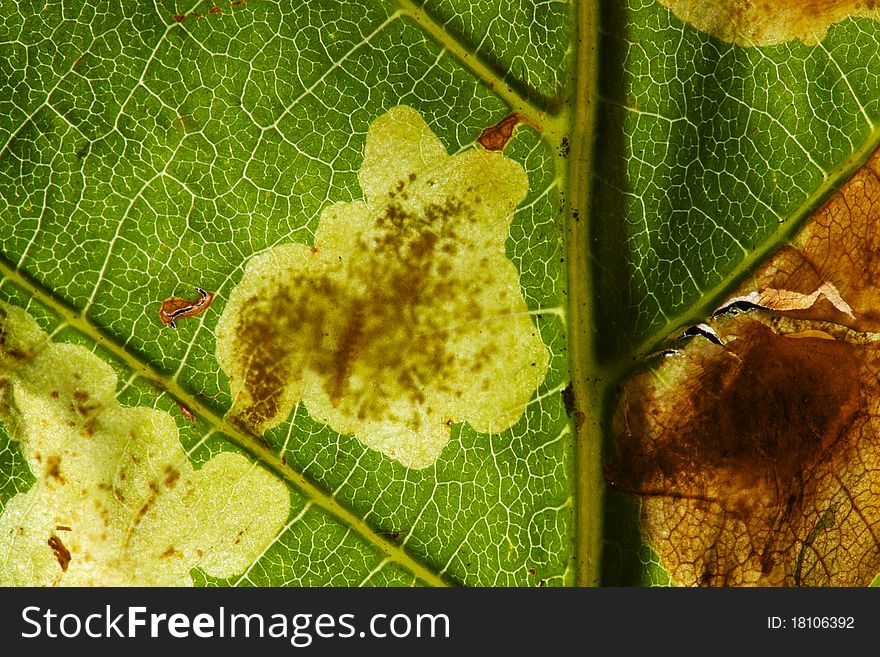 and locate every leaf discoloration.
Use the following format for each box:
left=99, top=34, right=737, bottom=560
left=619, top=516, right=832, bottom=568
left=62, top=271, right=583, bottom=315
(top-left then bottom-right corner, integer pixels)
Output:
left=0, top=303, right=290, bottom=586
left=609, top=314, right=880, bottom=585
left=609, top=147, right=880, bottom=586
left=735, top=150, right=880, bottom=333
left=658, top=0, right=880, bottom=46
left=47, top=534, right=71, bottom=573
left=216, top=106, right=548, bottom=469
